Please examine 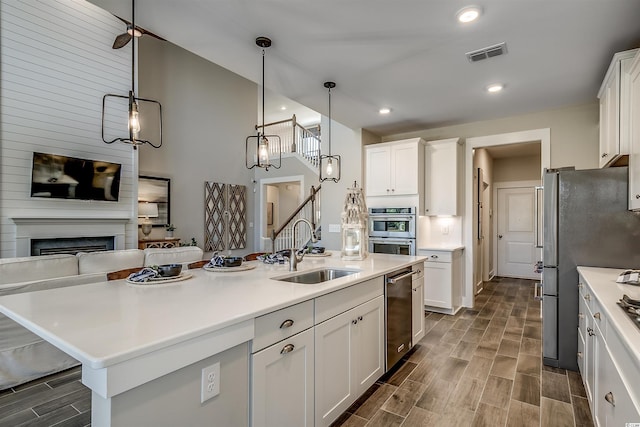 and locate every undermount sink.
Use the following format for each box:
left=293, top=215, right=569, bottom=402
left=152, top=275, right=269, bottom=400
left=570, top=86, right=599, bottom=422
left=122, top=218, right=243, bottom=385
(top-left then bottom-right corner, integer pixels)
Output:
left=273, top=268, right=360, bottom=284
